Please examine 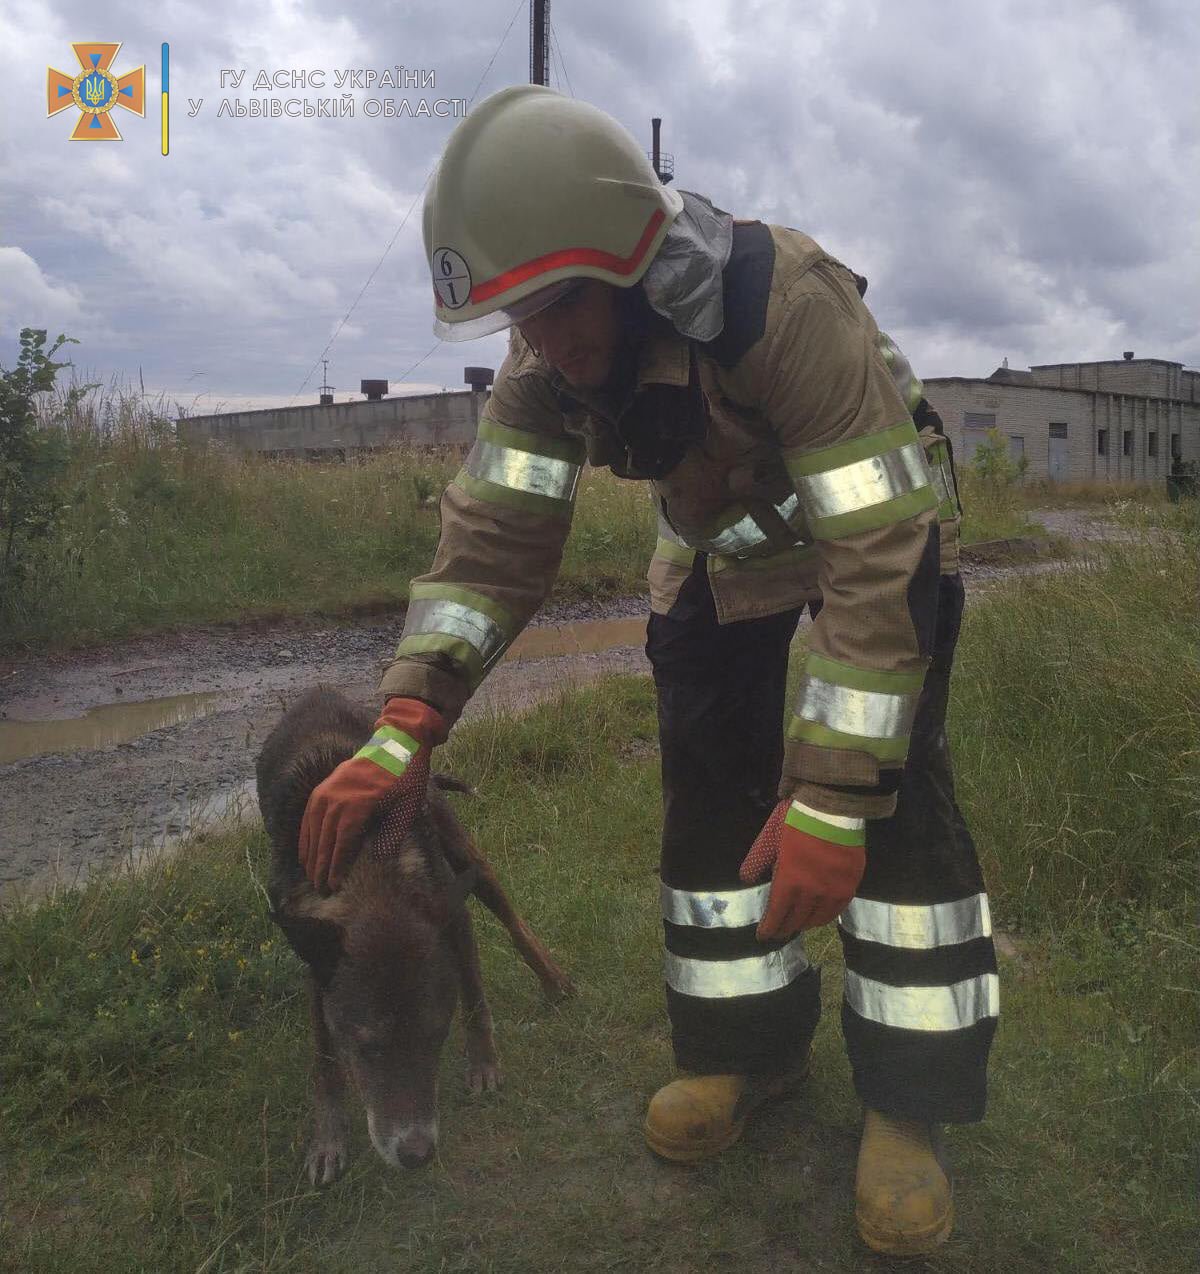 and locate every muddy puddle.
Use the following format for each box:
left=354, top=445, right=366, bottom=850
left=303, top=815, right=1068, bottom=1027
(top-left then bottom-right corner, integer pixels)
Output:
left=0, top=515, right=1116, bottom=900
left=0, top=691, right=221, bottom=765
left=0, top=608, right=657, bottom=902
left=0, top=618, right=648, bottom=769
left=505, top=616, right=646, bottom=662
